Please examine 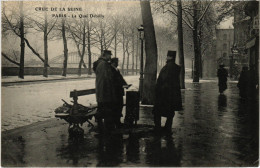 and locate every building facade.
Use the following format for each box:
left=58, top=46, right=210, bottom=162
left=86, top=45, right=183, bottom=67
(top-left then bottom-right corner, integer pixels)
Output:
left=215, top=29, right=234, bottom=68
left=232, top=2, right=251, bottom=78
left=232, top=1, right=259, bottom=100
left=244, top=1, right=259, bottom=101
left=215, top=16, right=234, bottom=77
